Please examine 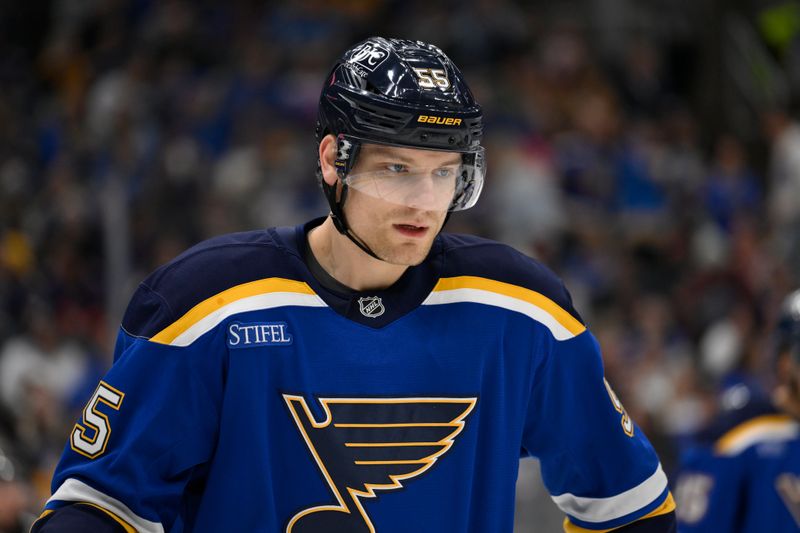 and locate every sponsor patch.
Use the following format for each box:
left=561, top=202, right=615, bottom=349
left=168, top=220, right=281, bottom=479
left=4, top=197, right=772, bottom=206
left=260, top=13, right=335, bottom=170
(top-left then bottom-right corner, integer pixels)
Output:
left=227, top=321, right=293, bottom=348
